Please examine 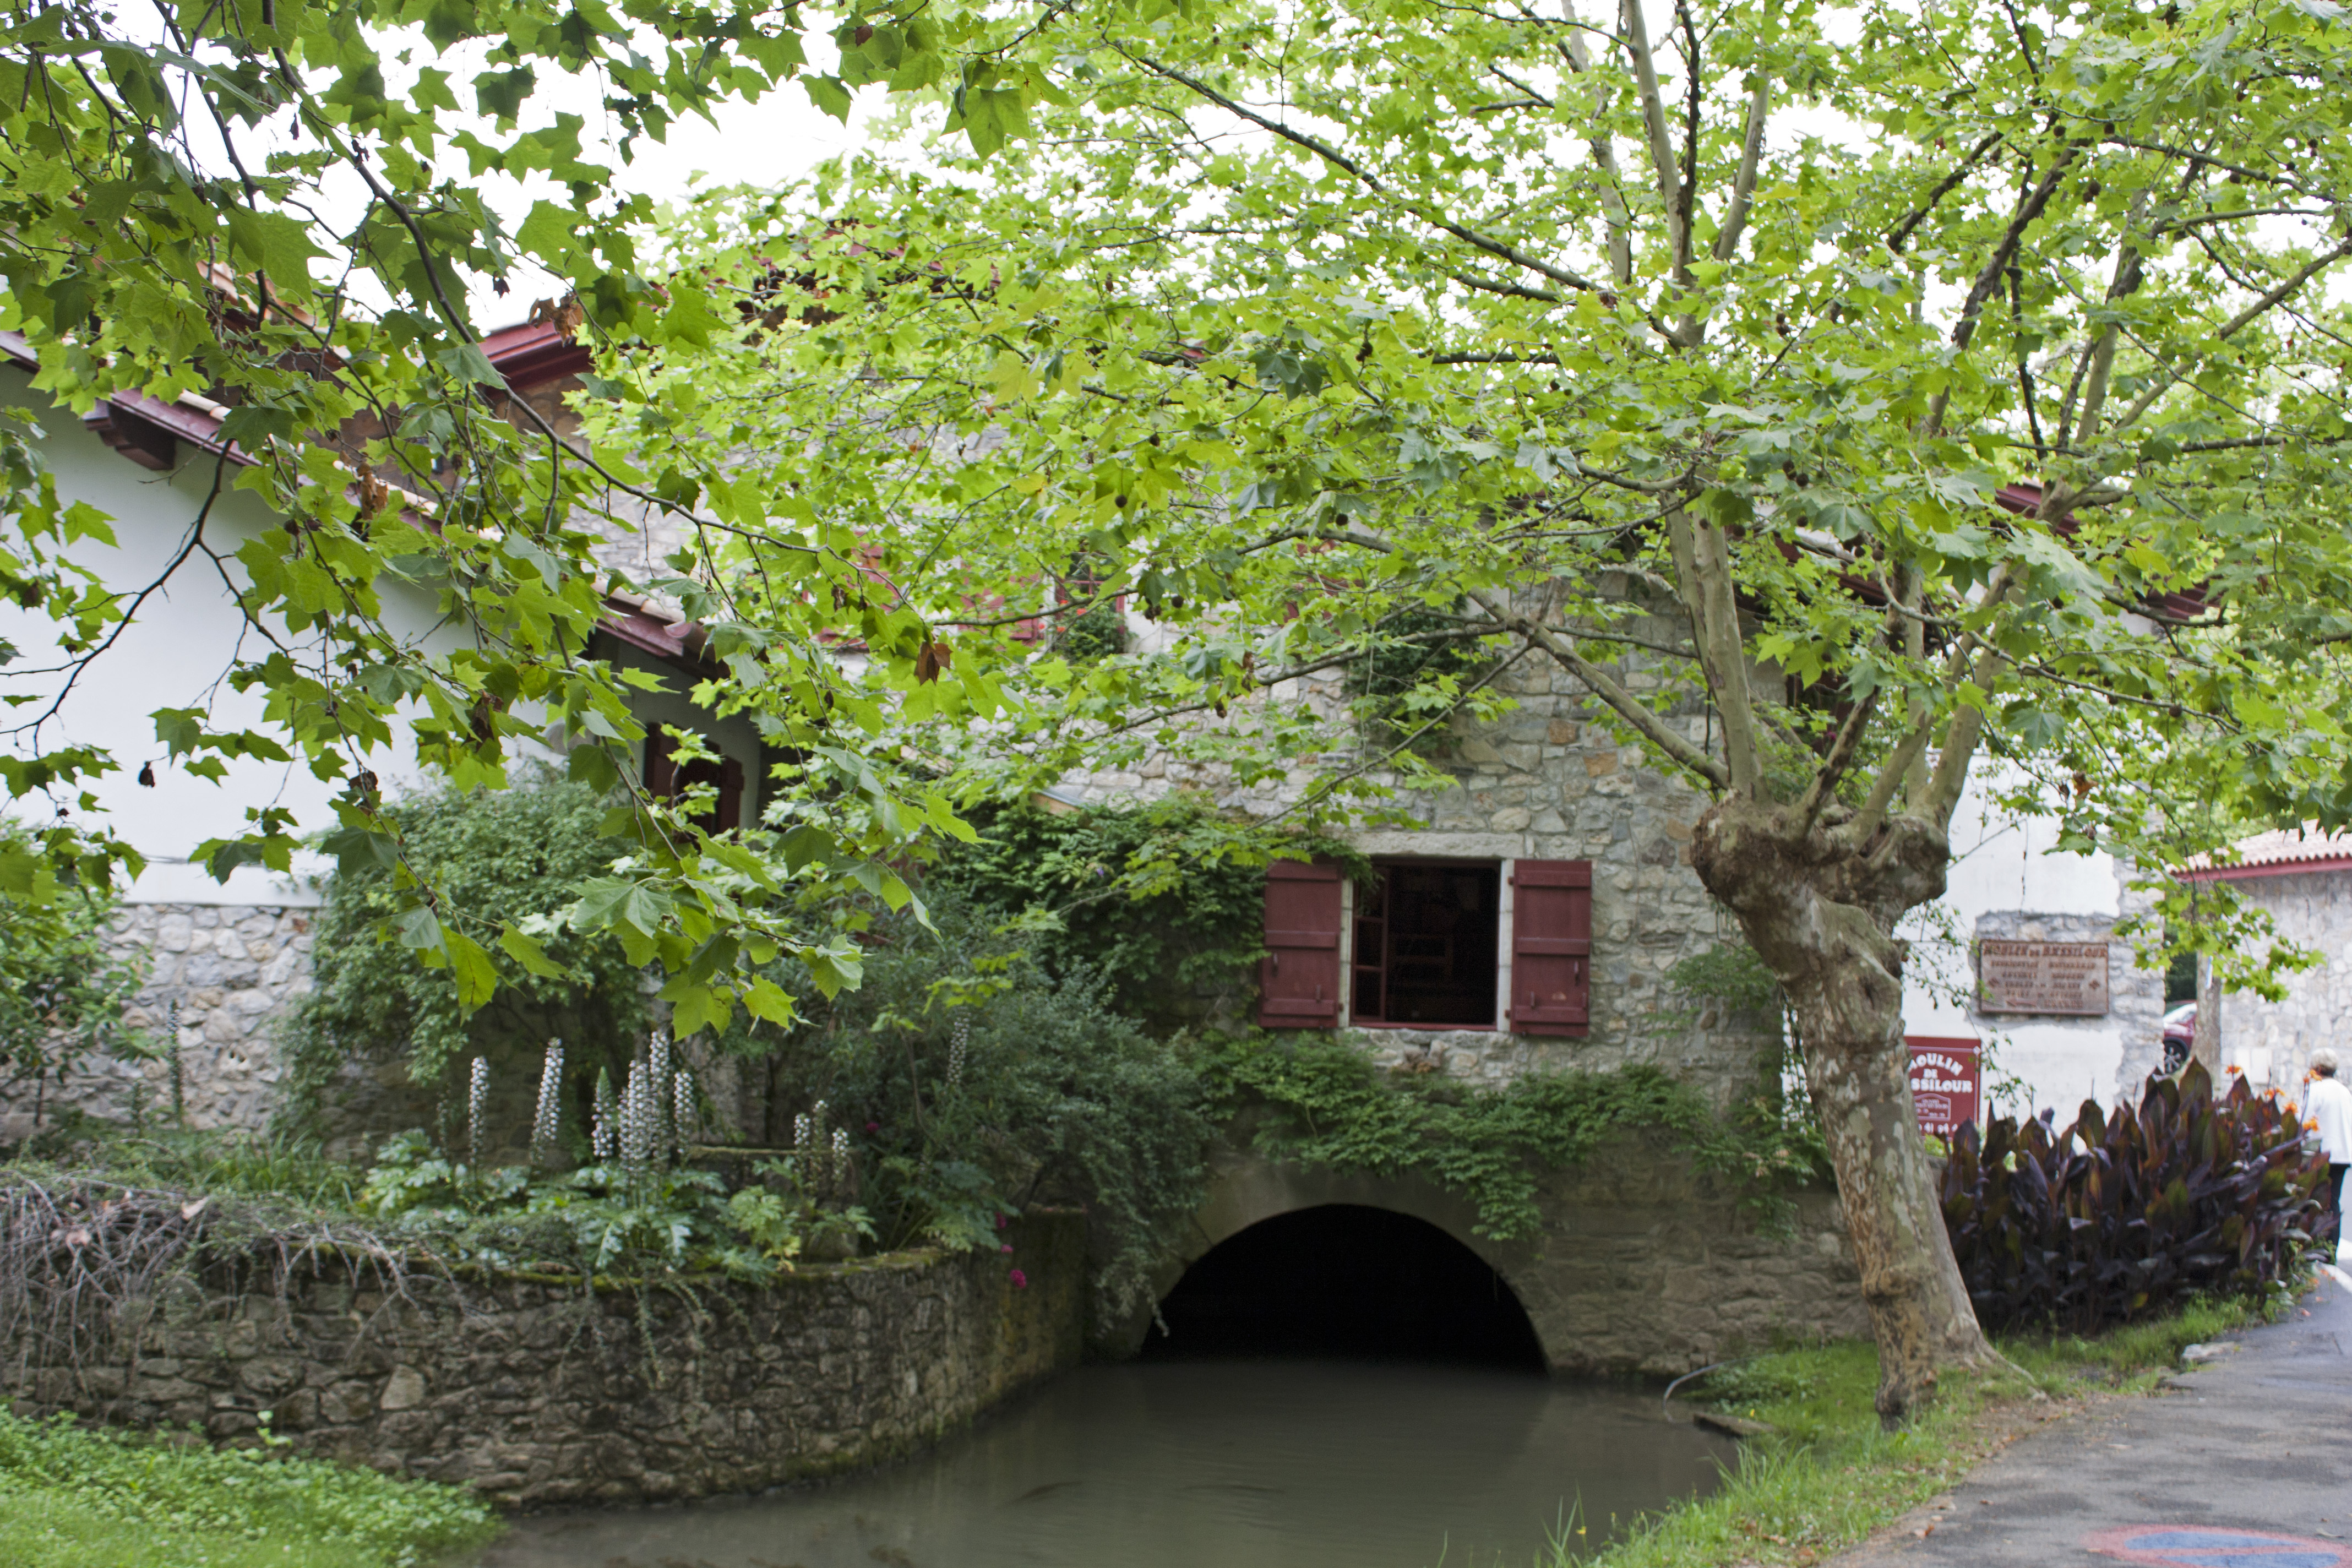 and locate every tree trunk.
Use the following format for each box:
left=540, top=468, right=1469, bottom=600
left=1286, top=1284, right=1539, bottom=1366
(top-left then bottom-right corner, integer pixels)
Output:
left=1691, top=796, right=1996, bottom=1423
